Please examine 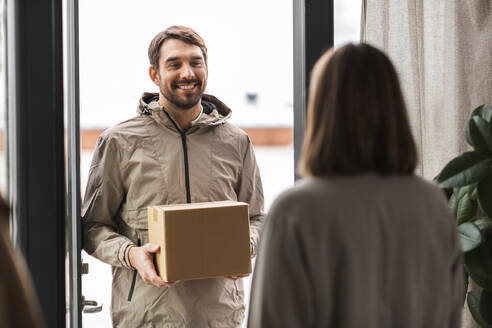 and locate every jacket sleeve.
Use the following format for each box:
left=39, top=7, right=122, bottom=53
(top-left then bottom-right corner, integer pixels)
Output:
left=81, top=135, right=134, bottom=269
left=248, top=202, right=314, bottom=328
left=237, top=134, right=265, bottom=258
